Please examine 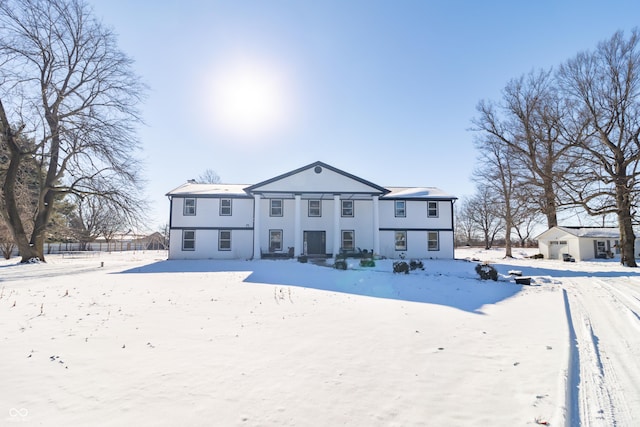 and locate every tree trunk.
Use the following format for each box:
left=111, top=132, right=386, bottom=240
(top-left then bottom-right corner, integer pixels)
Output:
left=504, top=200, right=513, bottom=257
left=0, top=100, right=42, bottom=262
left=543, top=180, right=558, bottom=228
left=617, top=190, right=637, bottom=267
